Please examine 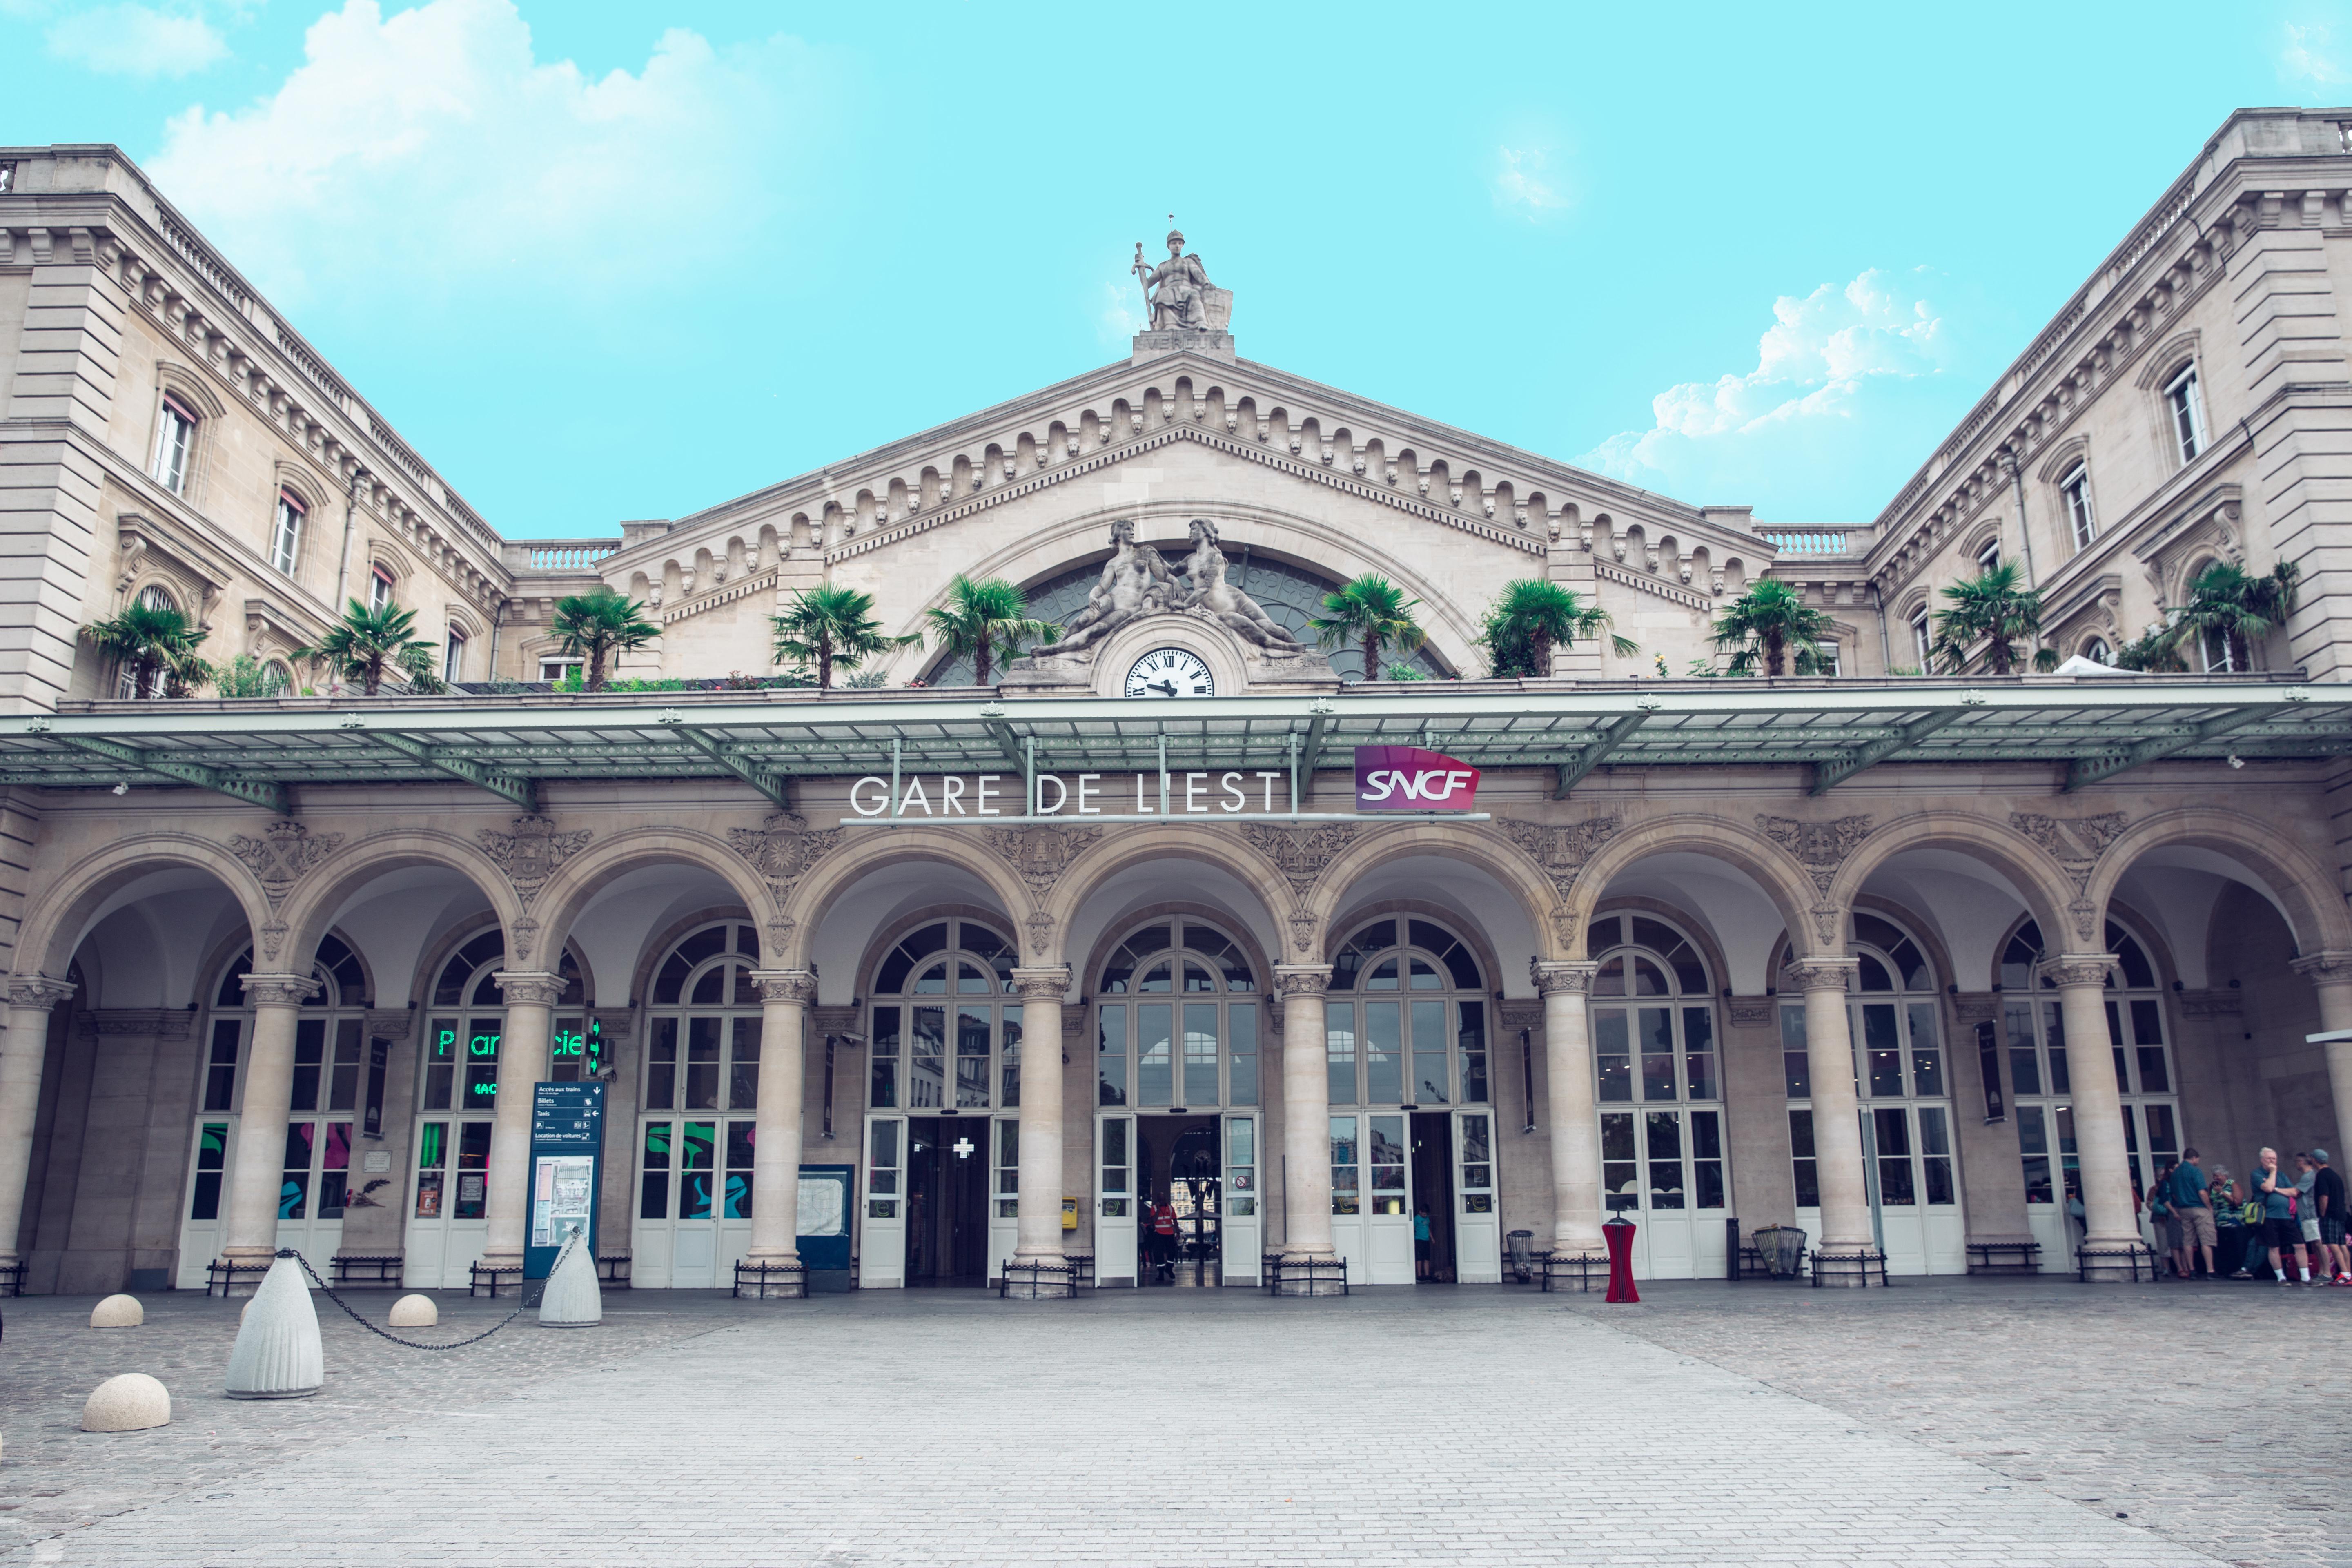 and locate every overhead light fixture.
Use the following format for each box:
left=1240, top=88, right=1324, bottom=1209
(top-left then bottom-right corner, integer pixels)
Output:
left=2227, top=754, right=2245, bottom=770
left=111, top=782, right=128, bottom=795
